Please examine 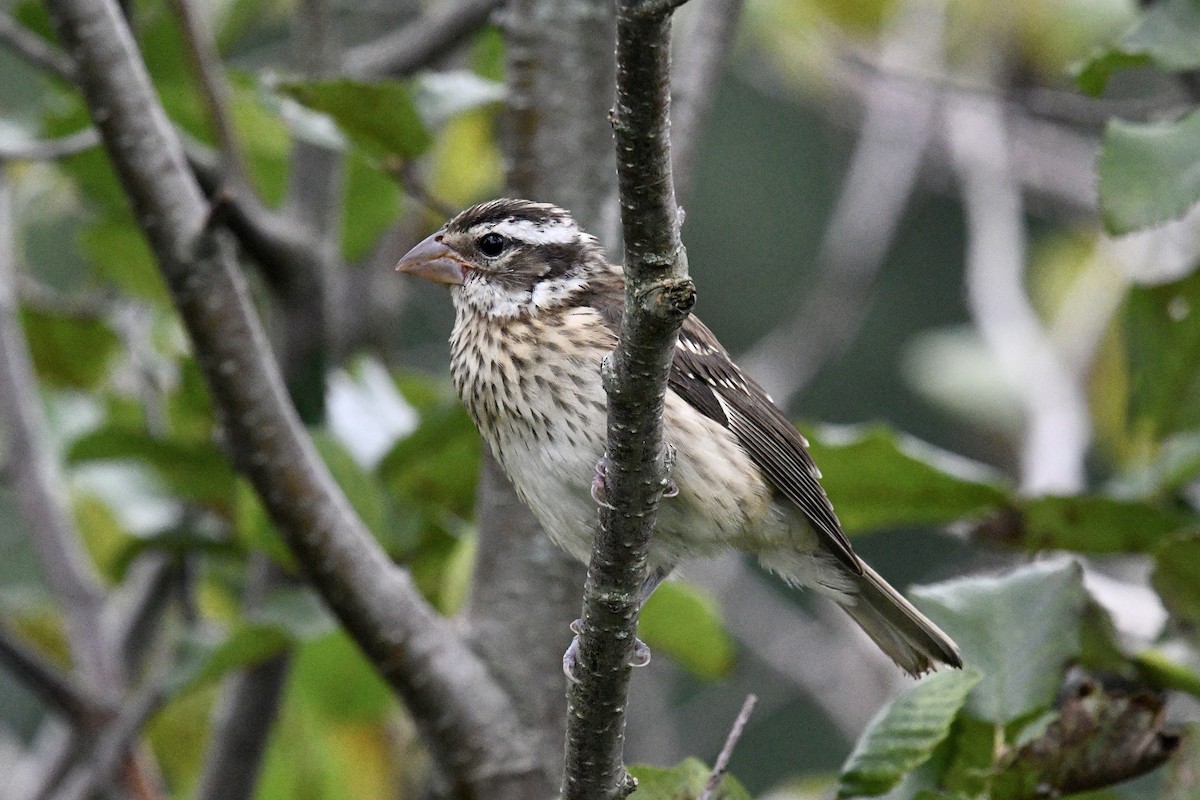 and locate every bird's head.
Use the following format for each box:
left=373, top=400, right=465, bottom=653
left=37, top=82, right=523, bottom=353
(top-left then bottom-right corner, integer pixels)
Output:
left=395, top=199, right=610, bottom=318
